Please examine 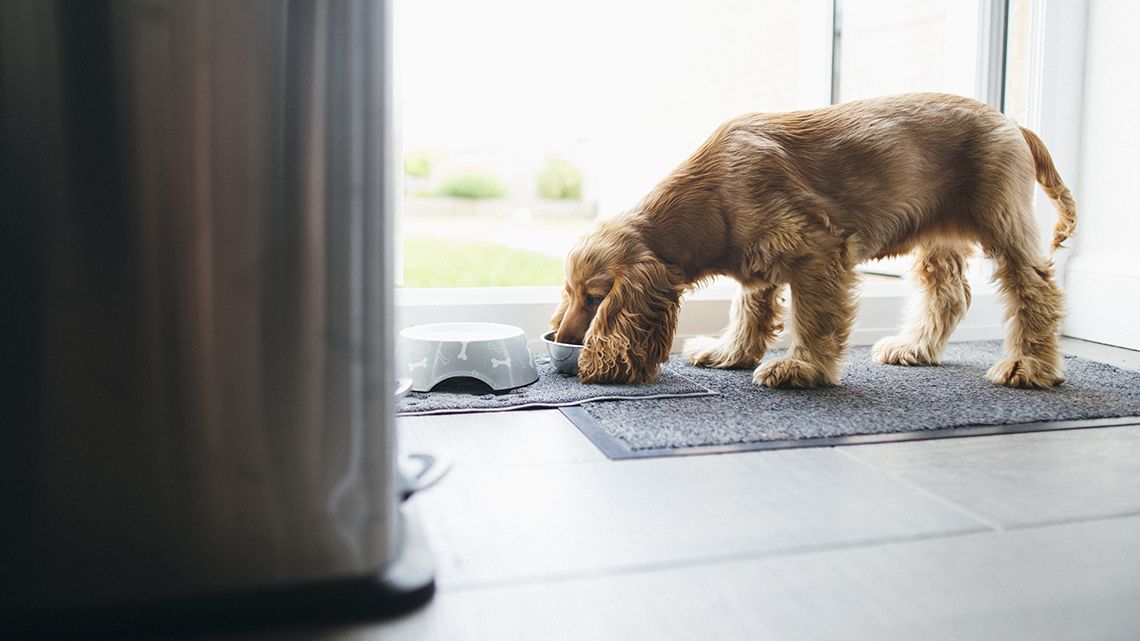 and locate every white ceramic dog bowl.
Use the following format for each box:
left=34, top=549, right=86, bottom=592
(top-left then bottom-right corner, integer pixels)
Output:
left=397, top=322, right=539, bottom=392
left=542, top=331, right=583, bottom=376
